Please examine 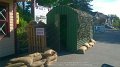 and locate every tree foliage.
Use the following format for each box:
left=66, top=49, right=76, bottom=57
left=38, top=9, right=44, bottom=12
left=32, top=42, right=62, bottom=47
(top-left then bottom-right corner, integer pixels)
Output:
left=108, top=14, right=120, bottom=29
left=36, top=0, right=93, bottom=13
left=16, top=2, right=33, bottom=53
left=109, top=15, right=120, bottom=29
left=17, top=2, right=33, bottom=22
left=36, top=0, right=58, bottom=7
